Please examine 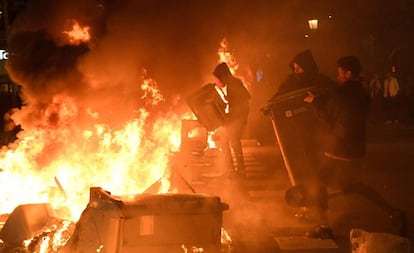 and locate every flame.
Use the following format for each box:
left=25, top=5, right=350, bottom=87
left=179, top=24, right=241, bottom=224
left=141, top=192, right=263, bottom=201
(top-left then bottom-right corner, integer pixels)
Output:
left=207, top=131, right=216, bottom=149
left=20, top=220, right=74, bottom=252
left=0, top=76, right=184, bottom=223
left=63, top=20, right=91, bottom=45
left=217, top=37, right=251, bottom=90
left=140, top=68, right=165, bottom=105
left=39, top=236, right=50, bottom=253
left=217, top=38, right=239, bottom=75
